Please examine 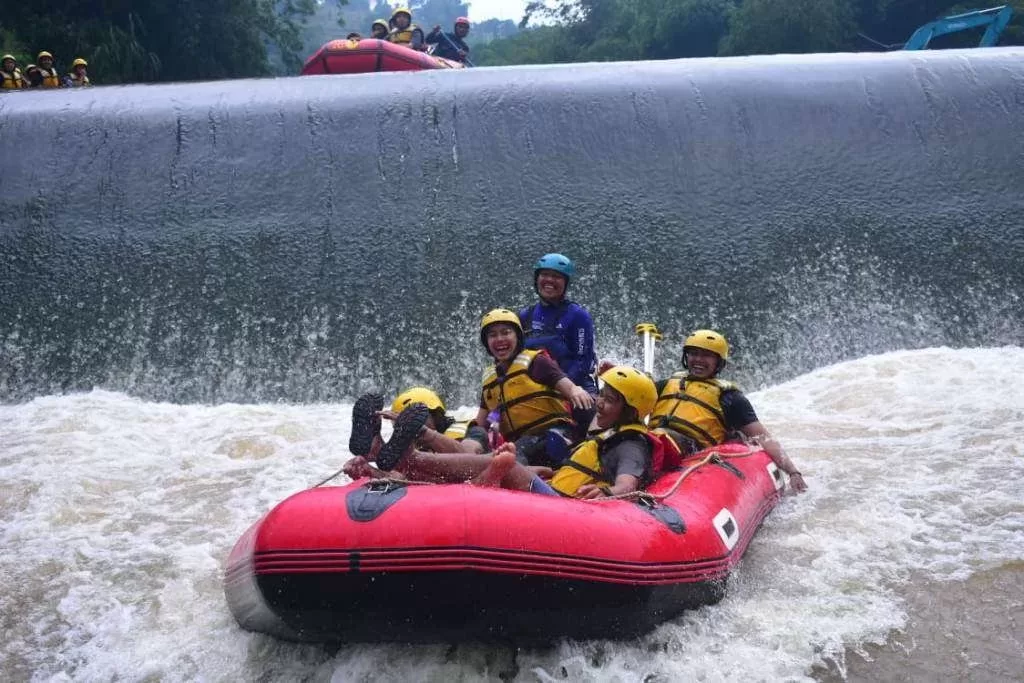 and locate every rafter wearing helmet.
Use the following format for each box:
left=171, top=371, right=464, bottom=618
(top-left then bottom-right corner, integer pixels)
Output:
left=387, top=7, right=426, bottom=51
left=476, top=308, right=594, bottom=468
left=426, top=16, right=472, bottom=63
left=649, top=329, right=808, bottom=493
